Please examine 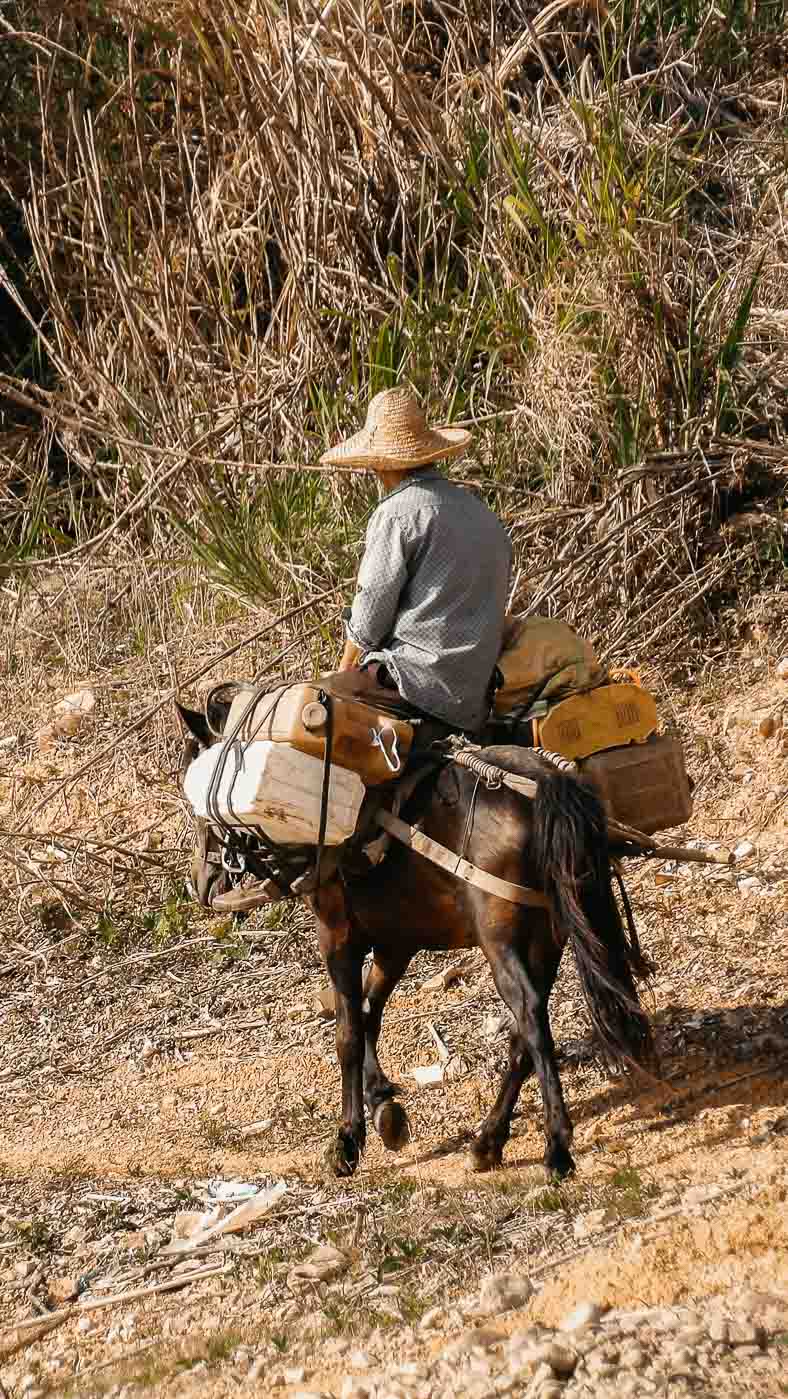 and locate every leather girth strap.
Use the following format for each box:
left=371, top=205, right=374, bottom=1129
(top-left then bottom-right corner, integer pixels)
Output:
left=376, top=808, right=551, bottom=910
